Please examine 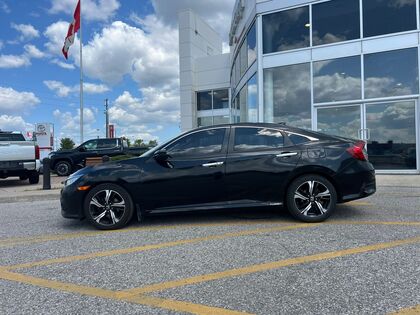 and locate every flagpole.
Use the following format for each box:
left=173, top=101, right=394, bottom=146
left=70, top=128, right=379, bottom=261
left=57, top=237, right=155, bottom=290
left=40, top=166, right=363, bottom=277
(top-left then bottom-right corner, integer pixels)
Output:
left=79, top=0, right=84, bottom=143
